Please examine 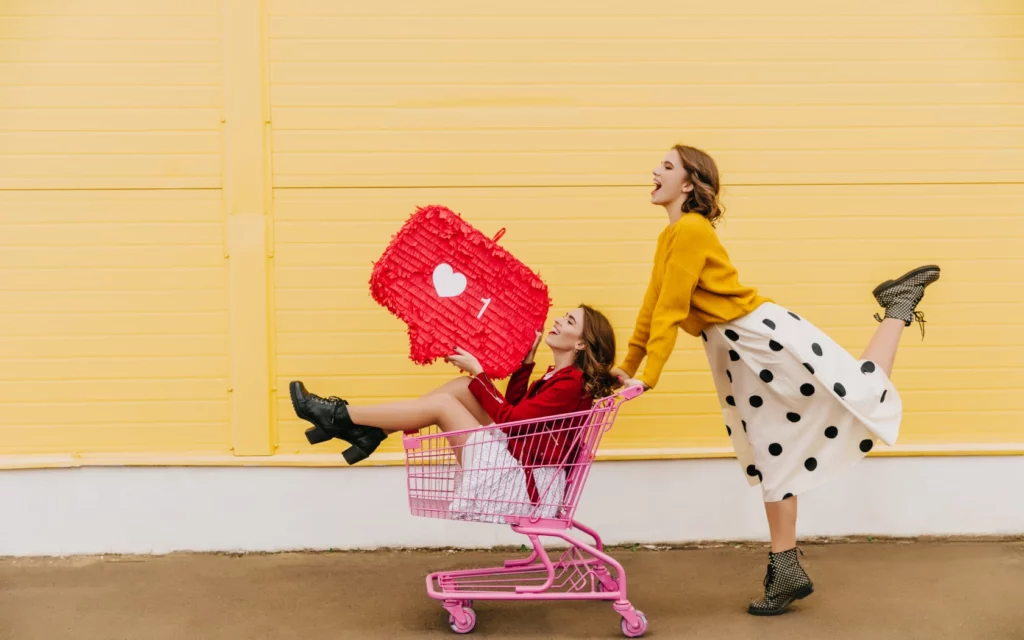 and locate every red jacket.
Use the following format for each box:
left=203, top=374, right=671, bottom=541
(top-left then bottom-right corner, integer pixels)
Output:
left=468, top=363, right=592, bottom=502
